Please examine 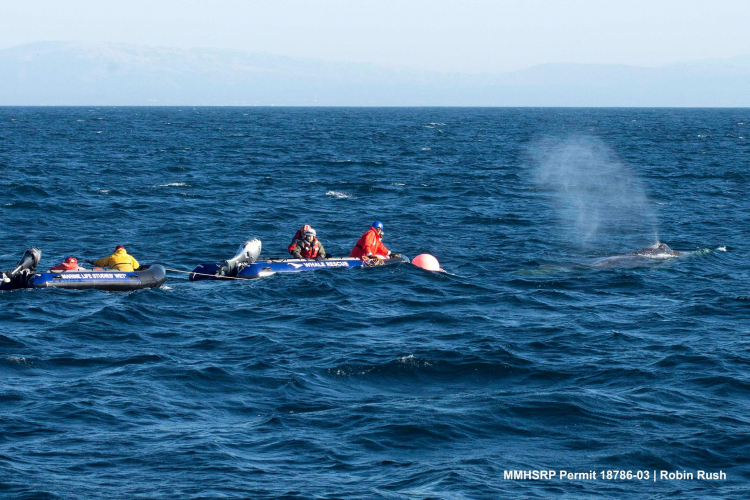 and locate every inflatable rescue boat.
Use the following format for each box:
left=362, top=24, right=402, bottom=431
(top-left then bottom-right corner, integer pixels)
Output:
left=1, top=247, right=166, bottom=292
left=189, top=239, right=408, bottom=281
